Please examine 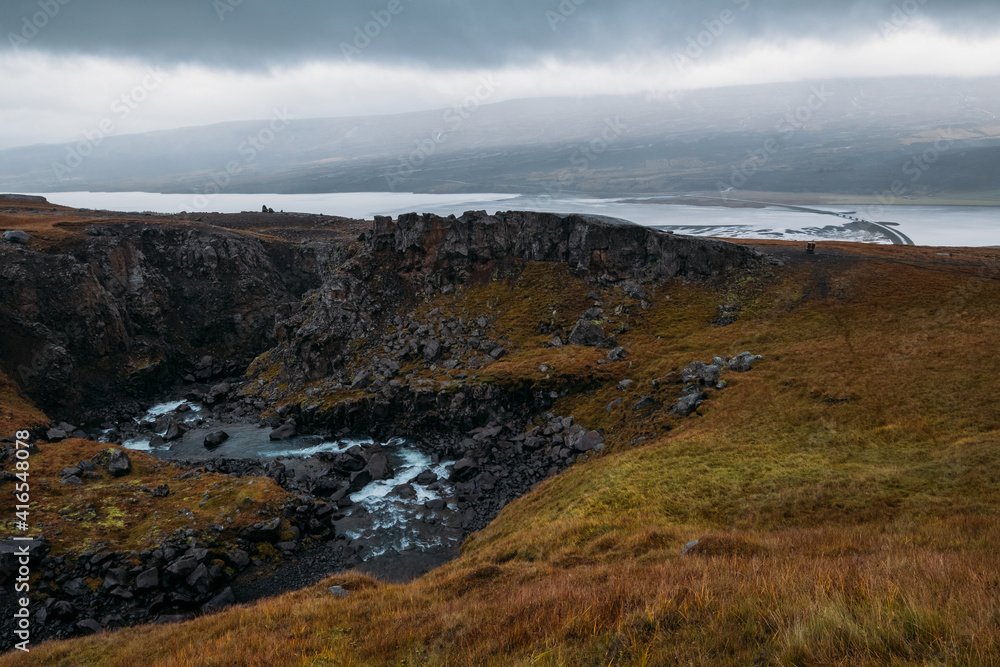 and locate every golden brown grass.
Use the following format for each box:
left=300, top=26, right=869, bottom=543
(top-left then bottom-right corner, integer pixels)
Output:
left=5, top=241, right=1000, bottom=665
left=0, top=370, right=47, bottom=431
left=0, top=440, right=292, bottom=557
